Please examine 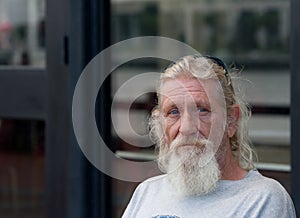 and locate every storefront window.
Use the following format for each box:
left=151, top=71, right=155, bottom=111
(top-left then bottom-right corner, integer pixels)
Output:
left=0, top=0, right=45, bottom=66
left=0, top=118, right=45, bottom=218
left=111, top=1, right=290, bottom=217
left=111, top=0, right=290, bottom=167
